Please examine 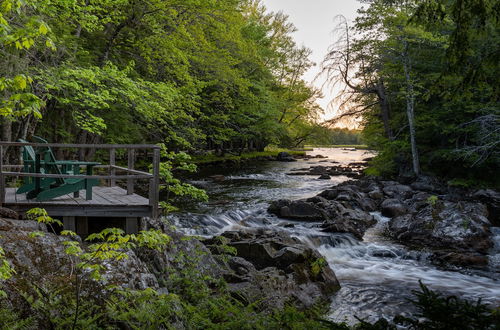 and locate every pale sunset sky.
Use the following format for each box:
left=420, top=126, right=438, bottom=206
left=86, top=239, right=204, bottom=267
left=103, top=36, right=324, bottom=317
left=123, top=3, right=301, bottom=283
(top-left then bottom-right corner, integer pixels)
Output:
left=261, top=0, right=363, bottom=122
